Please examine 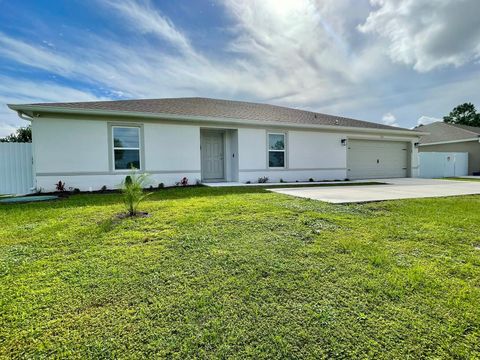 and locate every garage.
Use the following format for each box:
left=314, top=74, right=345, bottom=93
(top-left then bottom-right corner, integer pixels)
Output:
left=347, top=139, right=409, bottom=179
